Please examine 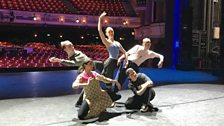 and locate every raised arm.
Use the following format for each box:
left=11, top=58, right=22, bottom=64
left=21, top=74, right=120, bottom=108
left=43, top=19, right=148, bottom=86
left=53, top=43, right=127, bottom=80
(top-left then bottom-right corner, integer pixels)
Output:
left=98, top=12, right=110, bottom=48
